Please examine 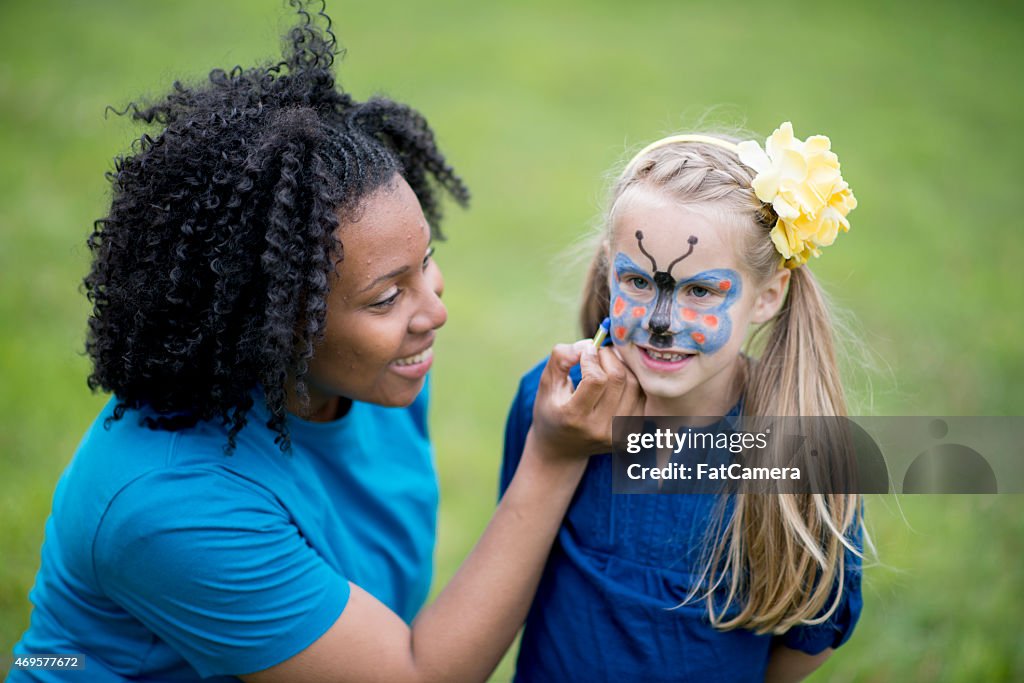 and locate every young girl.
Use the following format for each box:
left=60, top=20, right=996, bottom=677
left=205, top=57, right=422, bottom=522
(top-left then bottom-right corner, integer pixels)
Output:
left=501, top=124, right=865, bottom=682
